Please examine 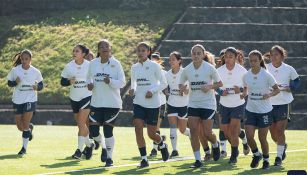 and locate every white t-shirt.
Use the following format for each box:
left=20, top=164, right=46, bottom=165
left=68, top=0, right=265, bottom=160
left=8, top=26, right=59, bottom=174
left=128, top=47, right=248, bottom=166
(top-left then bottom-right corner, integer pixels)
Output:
left=266, top=62, right=299, bottom=105
left=217, top=63, right=247, bottom=108
left=87, top=56, right=126, bottom=108
left=166, top=67, right=189, bottom=107
left=61, top=59, right=92, bottom=101
left=7, top=65, right=43, bottom=104
left=179, top=60, right=221, bottom=110
left=131, top=59, right=167, bottom=108
left=159, top=70, right=167, bottom=105
left=243, top=68, right=277, bottom=113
